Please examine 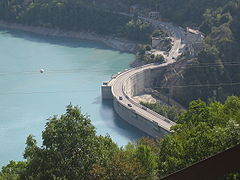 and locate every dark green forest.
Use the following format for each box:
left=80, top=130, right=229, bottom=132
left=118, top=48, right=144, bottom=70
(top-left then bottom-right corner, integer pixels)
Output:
left=0, top=0, right=127, bottom=34
left=163, top=0, right=240, bottom=105
left=1, top=97, right=240, bottom=179
left=0, top=0, right=155, bottom=43
left=178, top=0, right=240, bottom=105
